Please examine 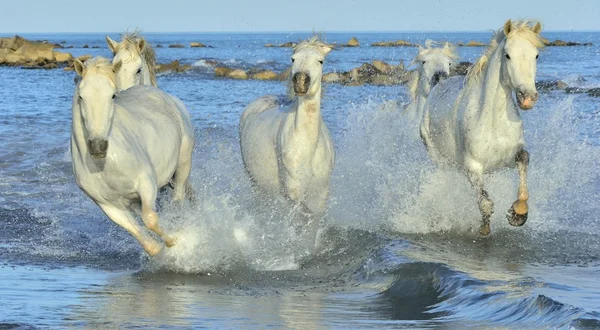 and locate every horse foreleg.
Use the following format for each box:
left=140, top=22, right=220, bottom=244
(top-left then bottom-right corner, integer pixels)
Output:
left=139, top=178, right=176, bottom=247
left=507, top=149, right=529, bottom=226
left=467, top=170, right=494, bottom=236
left=99, top=204, right=163, bottom=256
